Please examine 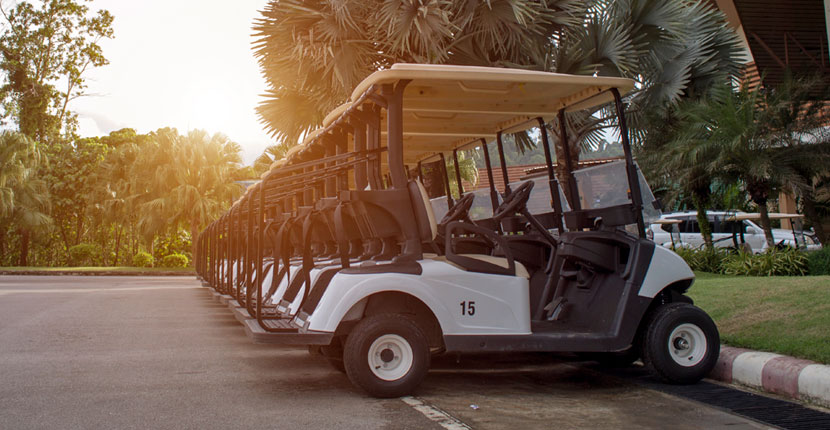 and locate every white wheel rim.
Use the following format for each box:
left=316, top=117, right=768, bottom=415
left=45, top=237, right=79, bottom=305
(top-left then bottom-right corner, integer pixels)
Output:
left=368, top=334, right=413, bottom=381
left=668, top=323, right=707, bottom=367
